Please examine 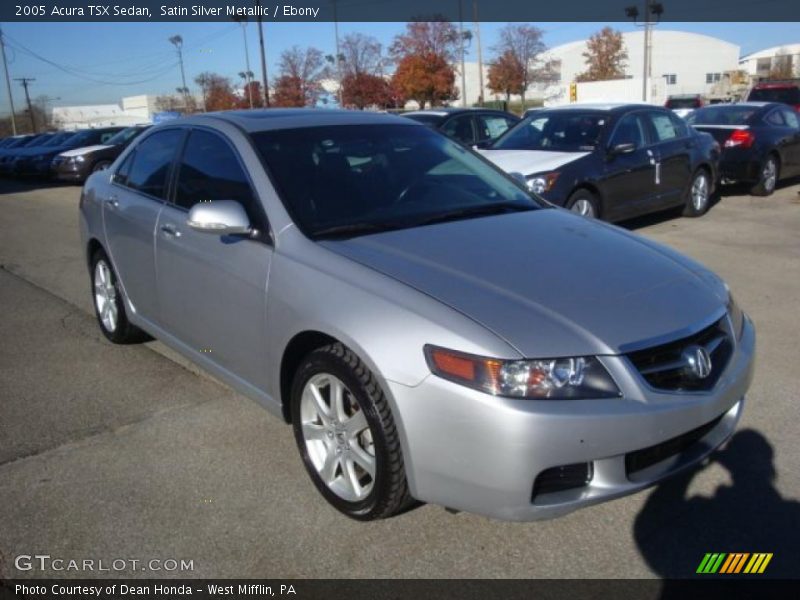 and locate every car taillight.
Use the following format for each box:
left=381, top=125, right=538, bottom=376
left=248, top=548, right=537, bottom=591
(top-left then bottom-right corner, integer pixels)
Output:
left=795, top=104, right=800, bottom=113
left=724, top=129, right=754, bottom=149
